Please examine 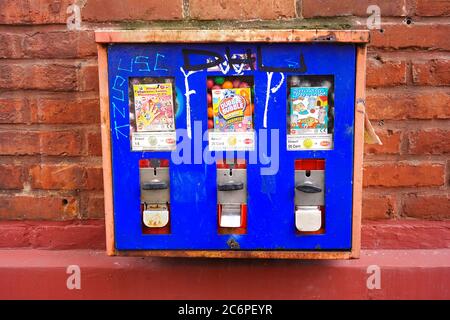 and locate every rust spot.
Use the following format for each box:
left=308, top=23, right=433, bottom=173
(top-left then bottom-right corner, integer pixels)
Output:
left=315, top=33, right=336, bottom=42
